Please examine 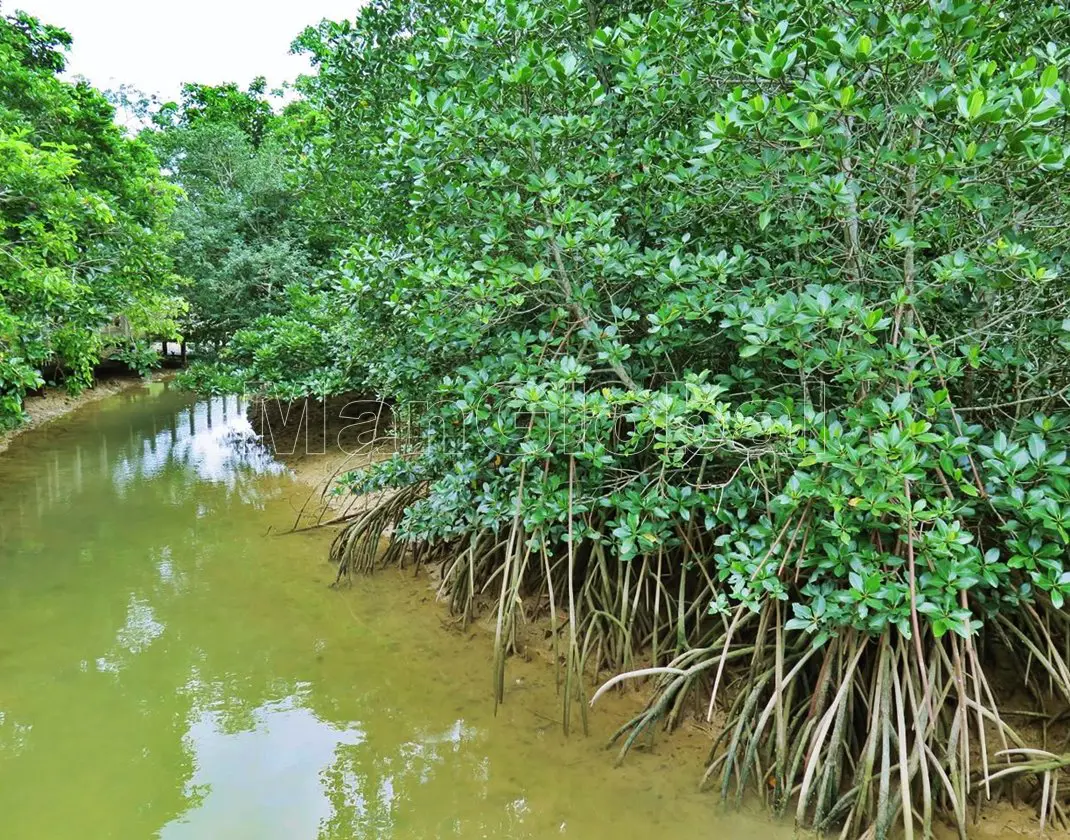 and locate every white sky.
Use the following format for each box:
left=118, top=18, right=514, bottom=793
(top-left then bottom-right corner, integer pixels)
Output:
left=10, top=0, right=365, bottom=101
